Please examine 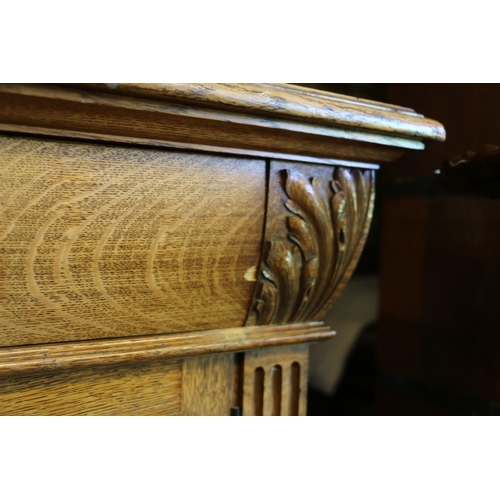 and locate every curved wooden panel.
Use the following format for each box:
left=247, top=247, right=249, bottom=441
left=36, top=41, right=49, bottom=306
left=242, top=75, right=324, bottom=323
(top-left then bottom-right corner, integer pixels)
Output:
left=0, top=136, right=265, bottom=346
